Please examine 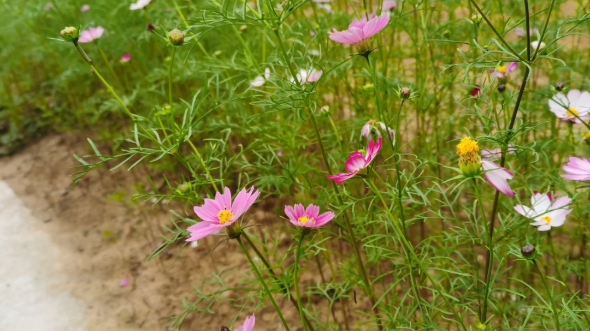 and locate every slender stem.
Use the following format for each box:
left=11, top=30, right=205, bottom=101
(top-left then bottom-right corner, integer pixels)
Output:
left=169, top=47, right=176, bottom=111
left=237, top=236, right=291, bottom=331
left=483, top=66, right=531, bottom=320
left=393, top=100, right=407, bottom=235
left=532, top=0, right=557, bottom=61
left=273, top=30, right=300, bottom=87
left=534, top=260, right=561, bottom=331
left=473, top=179, right=493, bottom=323
left=186, top=139, right=219, bottom=192
left=524, top=0, right=531, bottom=61
left=293, top=231, right=309, bottom=331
